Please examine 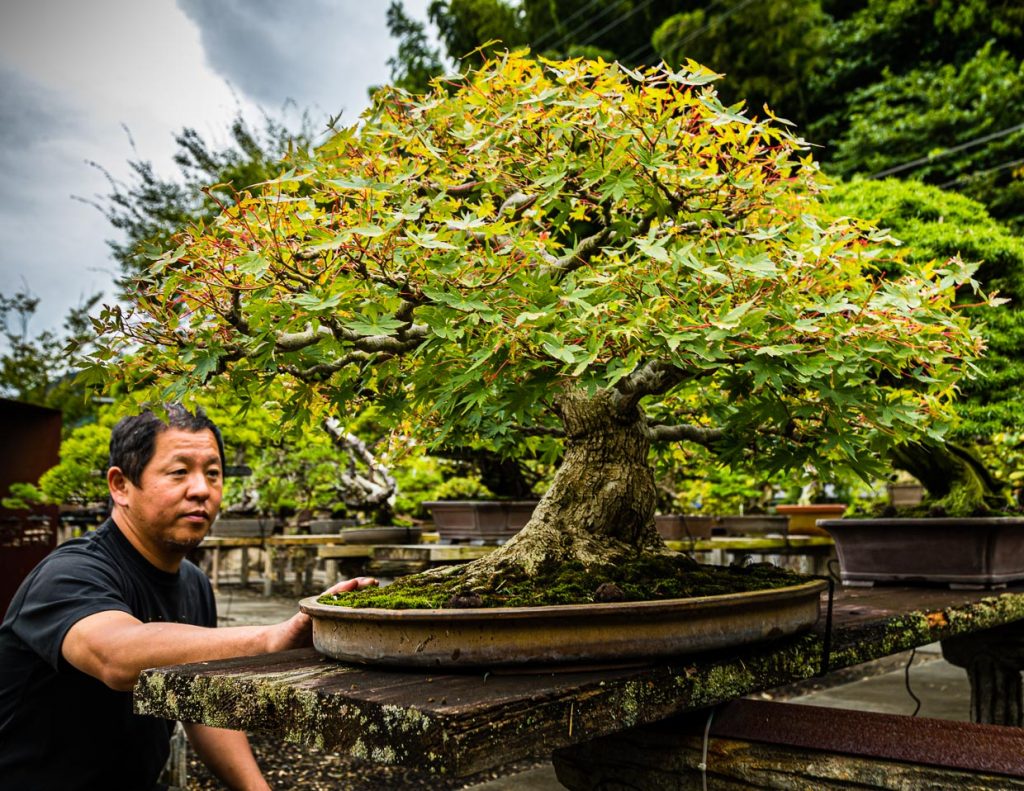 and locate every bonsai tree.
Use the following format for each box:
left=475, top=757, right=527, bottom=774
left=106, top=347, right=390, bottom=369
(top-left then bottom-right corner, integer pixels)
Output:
left=93, top=53, right=991, bottom=592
